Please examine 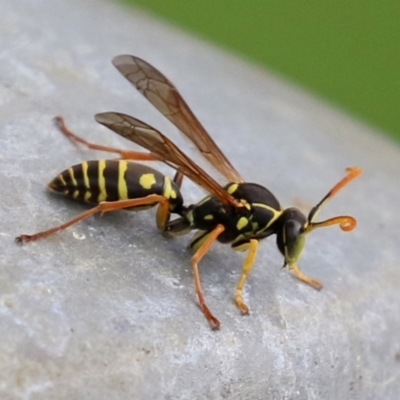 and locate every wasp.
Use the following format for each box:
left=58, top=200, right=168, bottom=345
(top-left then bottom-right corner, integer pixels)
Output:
left=16, top=55, right=362, bottom=329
